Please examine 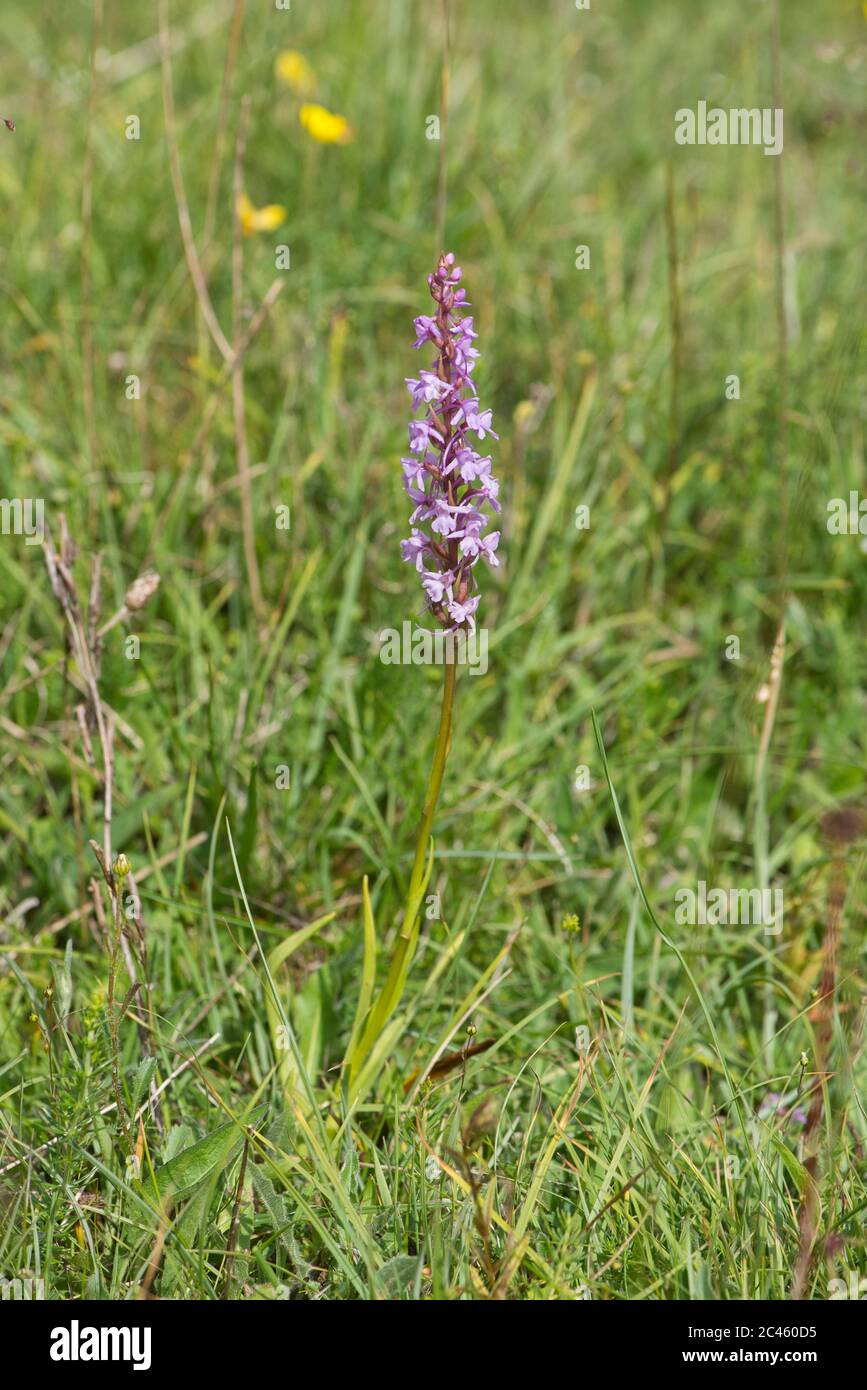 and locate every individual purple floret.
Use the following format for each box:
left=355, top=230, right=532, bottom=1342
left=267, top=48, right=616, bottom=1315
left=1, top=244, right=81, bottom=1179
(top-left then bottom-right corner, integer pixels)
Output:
left=400, top=253, right=501, bottom=632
